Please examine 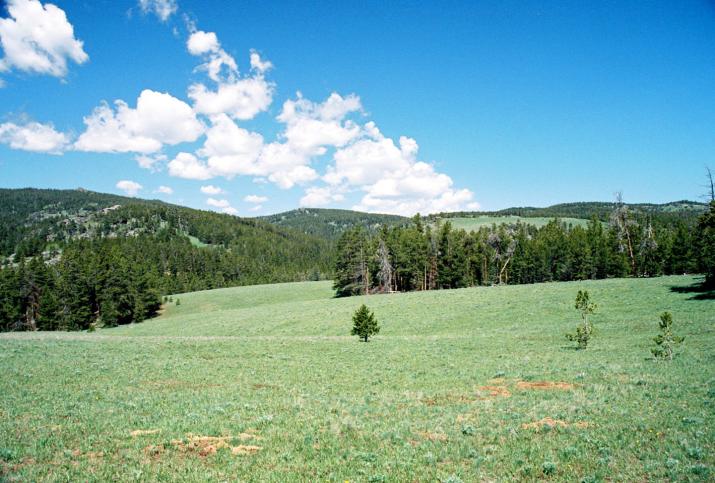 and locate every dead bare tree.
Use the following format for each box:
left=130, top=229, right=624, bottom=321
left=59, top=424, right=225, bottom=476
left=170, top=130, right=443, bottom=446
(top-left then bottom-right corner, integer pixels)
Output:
left=610, top=192, right=638, bottom=275
left=487, top=229, right=517, bottom=285
left=376, top=238, right=393, bottom=293
left=706, top=166, right=714, bottom=202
